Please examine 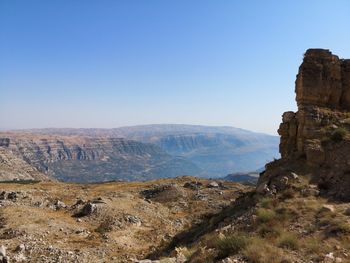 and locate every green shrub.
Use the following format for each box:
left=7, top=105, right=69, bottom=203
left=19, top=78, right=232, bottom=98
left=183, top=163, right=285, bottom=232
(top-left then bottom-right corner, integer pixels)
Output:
left=258, top=224, right=283, bottom=238
left=331, top=127, right=348, bottom=142
left=257, top=208, right=276, bottom=223
left=275, top=207, right=299, bottom=221
left=326, top=218, right=350, bottom=236
left=243, top=237, right=291, bottom=263
left=260, top=197, right=278, bottom=209
left=211, top=233, right=250, bottom=258
left=278, top=232, right=299, bottom=250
